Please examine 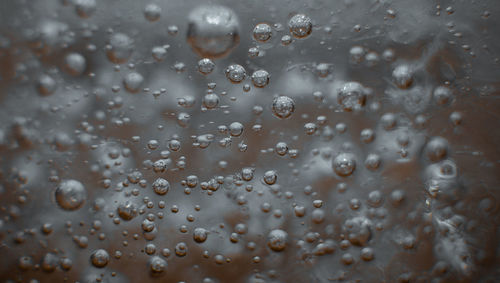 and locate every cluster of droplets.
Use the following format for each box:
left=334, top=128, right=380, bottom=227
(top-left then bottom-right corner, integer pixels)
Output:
left=0, top=1, right=497, bottom=283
